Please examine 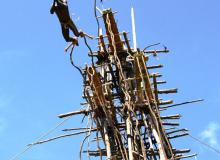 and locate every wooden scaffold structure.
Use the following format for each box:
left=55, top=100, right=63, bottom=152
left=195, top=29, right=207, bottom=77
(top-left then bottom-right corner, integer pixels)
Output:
left=30, top=8, right=204, bottom=160
left=53, top=8, right=204, bottom=160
